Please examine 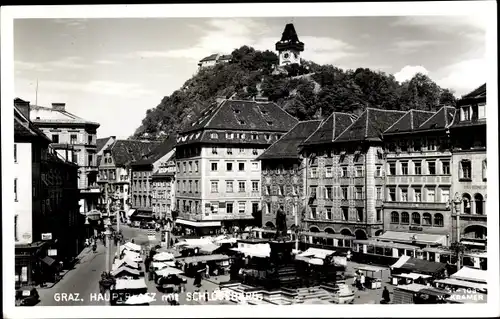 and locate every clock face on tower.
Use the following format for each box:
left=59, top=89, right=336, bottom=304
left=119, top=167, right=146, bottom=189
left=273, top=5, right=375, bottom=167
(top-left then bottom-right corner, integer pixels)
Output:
left=283, top=52, right=290, bottom=59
